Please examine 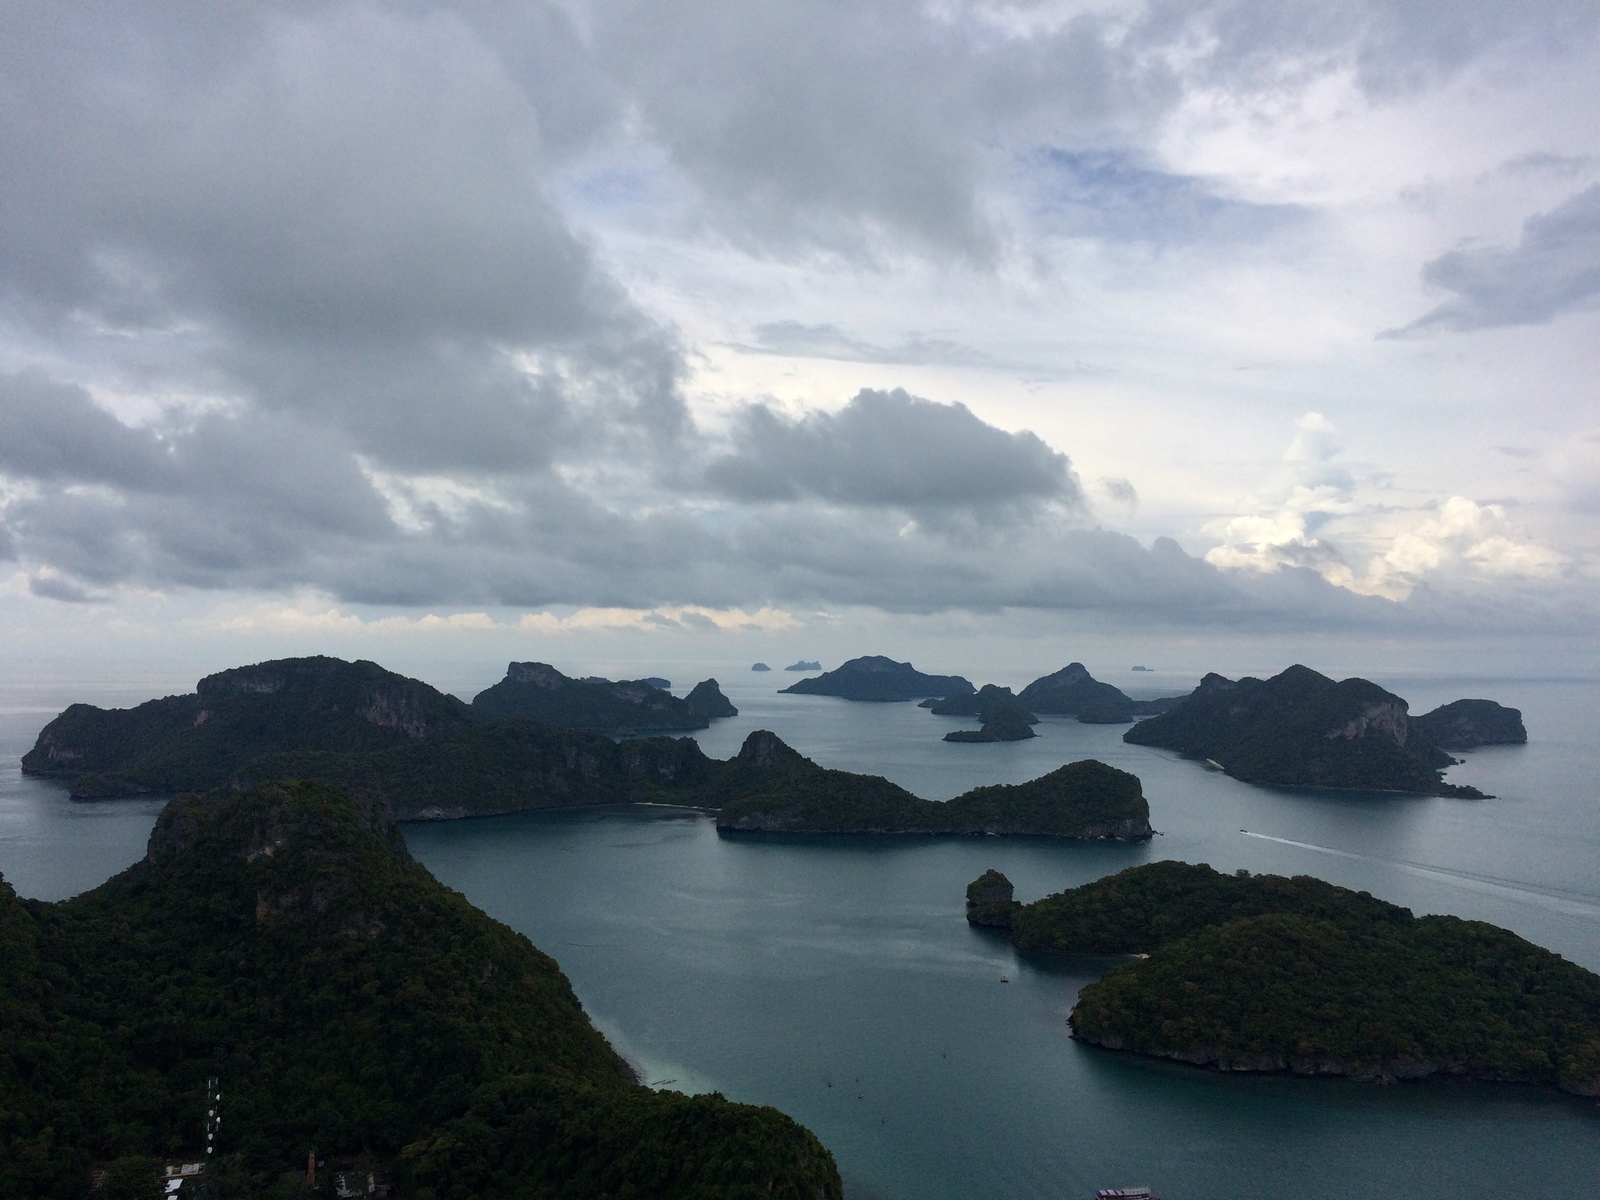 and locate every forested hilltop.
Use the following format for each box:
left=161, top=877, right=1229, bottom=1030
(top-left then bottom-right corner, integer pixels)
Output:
left=24, top=657, right=1151, bottom=838
left=0, top=781, right=841, bottom=1199
left=967, top=862, right=1600, bottom=1093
